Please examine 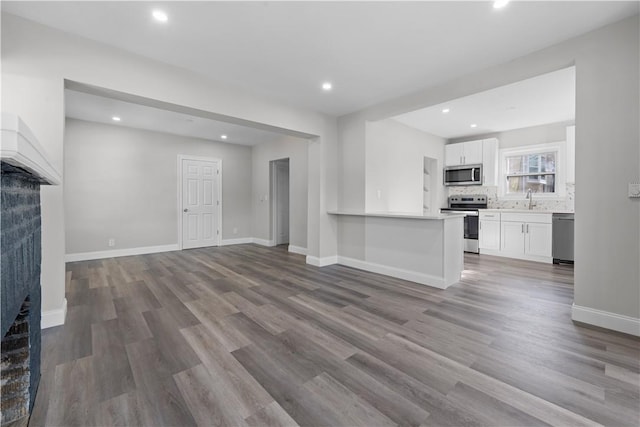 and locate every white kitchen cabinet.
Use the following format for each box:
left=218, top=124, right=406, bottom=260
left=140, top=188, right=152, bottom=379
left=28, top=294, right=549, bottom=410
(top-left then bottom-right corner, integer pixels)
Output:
left=566, top=125, right=575, bottom=183
left=479, top=212, right=500, bottom=251
left=500, top=212, right=553, bottom=262
left=445, top=139, right=497, bottom=186
left=445, top=143, right=465, bottom=166
left=481, top=138, right=498, bottom=186
left=445, top=140, right=483, bottom=166
left=462, top=140, right=483, bottom=164
left=501, top=221, right=526, bottom=254
left=525, top=222, right=553, bottom=258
